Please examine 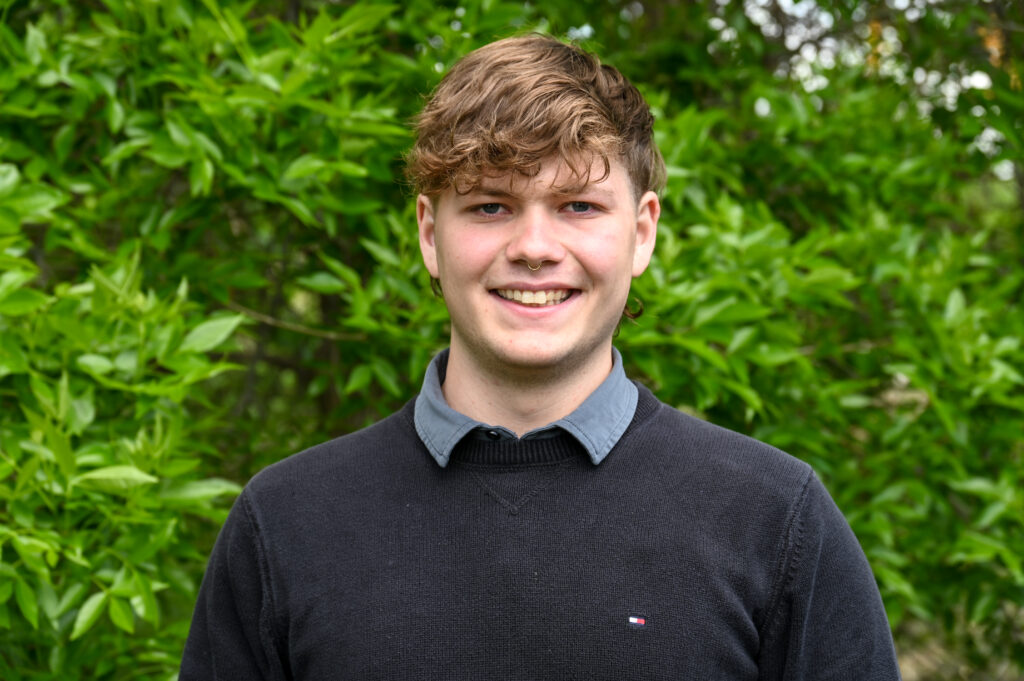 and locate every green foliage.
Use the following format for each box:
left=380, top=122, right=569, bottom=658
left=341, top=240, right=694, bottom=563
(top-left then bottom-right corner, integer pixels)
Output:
left=1, top=0, right=1021, bottom=679
left=0, top=251, right=243, bottom=676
